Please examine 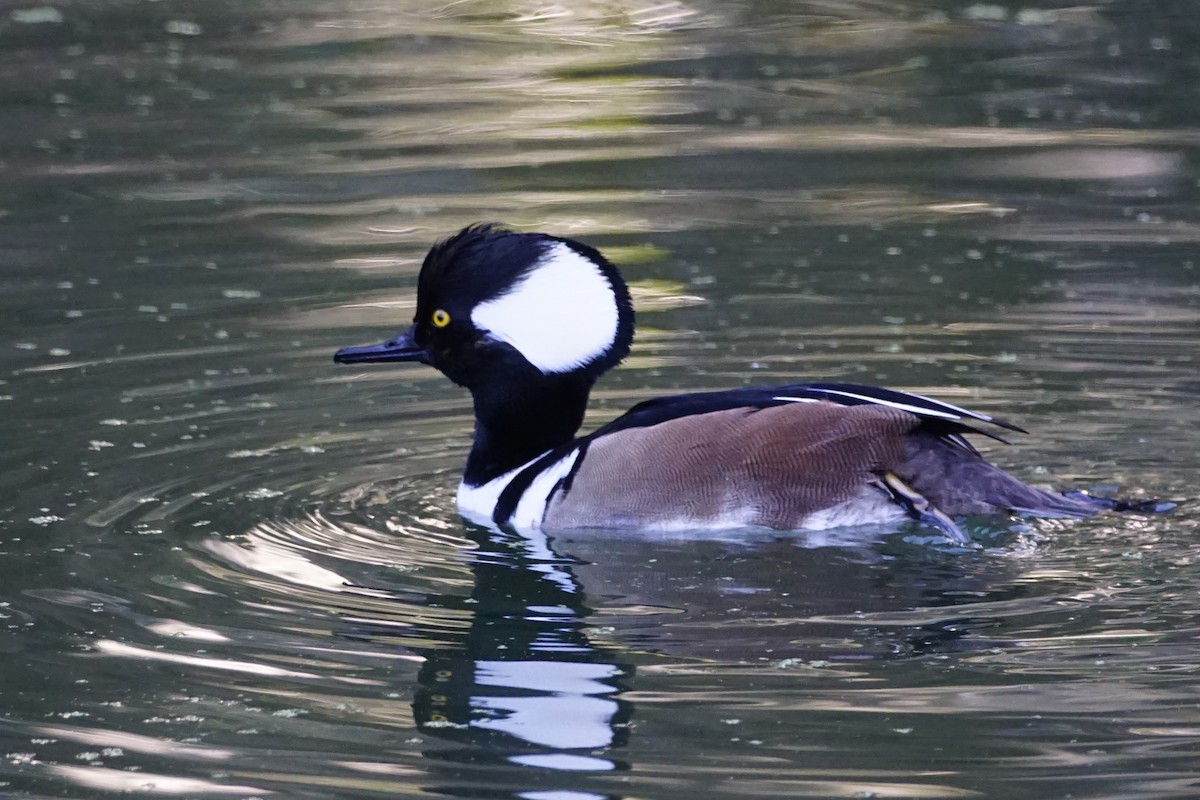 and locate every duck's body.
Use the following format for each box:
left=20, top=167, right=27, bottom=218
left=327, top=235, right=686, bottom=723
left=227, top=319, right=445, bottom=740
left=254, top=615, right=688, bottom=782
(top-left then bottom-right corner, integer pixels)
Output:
left=334, top=224, right=1156, bottom=542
